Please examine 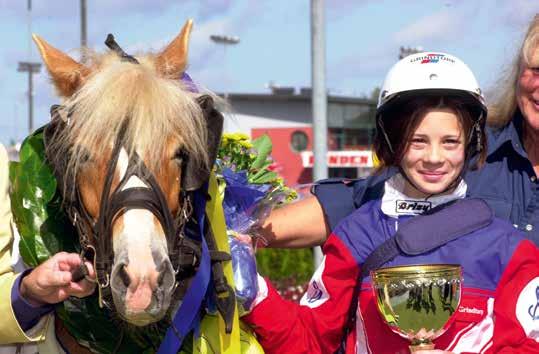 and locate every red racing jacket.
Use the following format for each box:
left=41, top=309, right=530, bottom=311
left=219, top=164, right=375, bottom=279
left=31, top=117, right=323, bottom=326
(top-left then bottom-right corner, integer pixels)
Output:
left=244, top=190, right=539, bottom=353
